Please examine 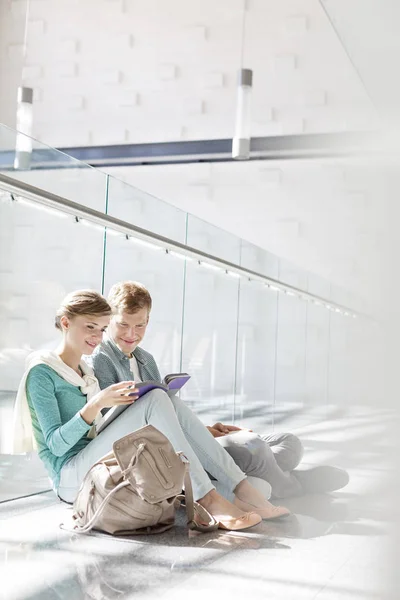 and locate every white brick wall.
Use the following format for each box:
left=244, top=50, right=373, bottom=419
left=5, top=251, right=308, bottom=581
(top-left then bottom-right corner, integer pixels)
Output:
left=0, top=0, right=387, bottom=310
left=0, top=0, right=377, bottom=147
